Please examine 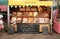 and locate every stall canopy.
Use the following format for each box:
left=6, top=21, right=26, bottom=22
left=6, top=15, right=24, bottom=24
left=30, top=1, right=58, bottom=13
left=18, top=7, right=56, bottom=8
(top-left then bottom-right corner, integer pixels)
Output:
left=0, top=0, right=8, bottom=5
left=9, top=0, right=53, bottom=6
